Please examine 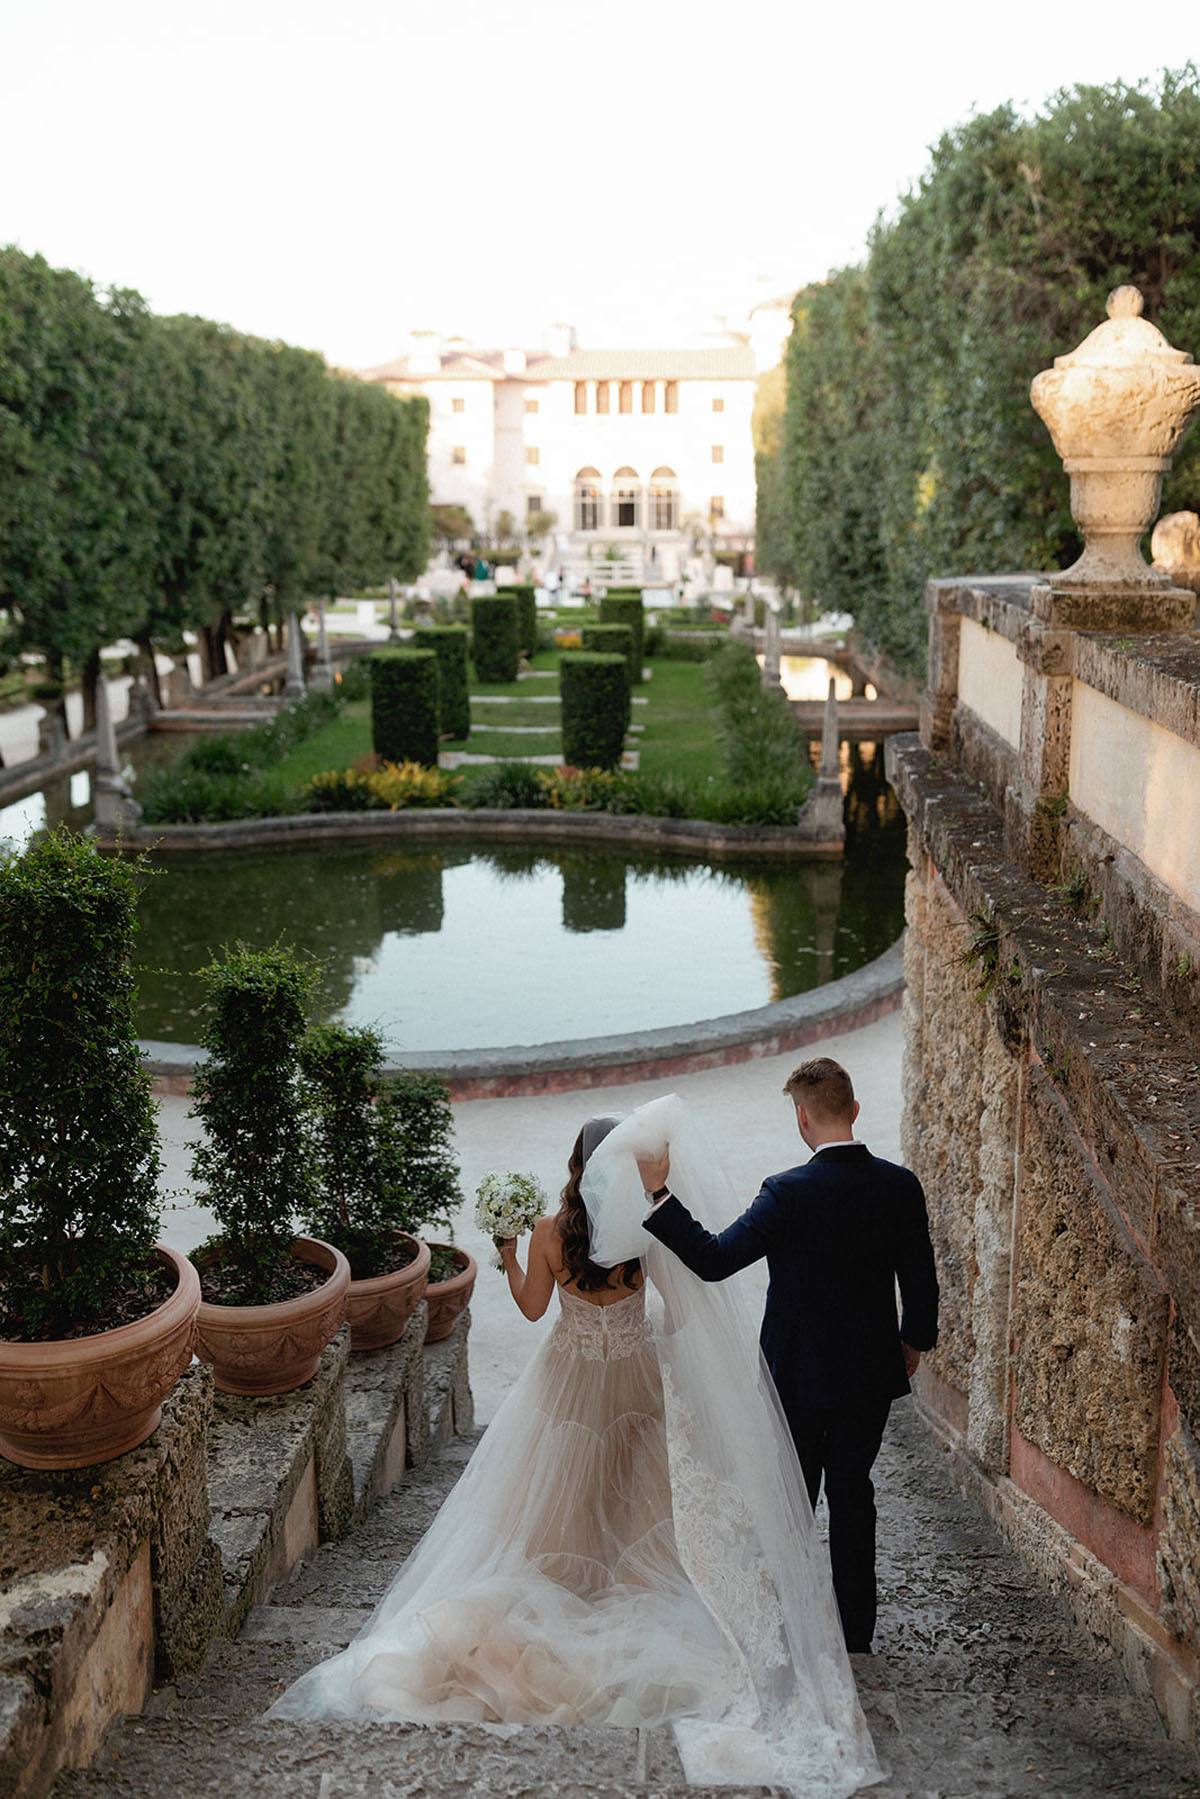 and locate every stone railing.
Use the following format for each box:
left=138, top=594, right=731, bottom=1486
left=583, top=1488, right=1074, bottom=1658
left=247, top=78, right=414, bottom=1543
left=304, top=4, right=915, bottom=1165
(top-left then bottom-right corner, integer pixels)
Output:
left=0, top=1307, right=472, bottom=1798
